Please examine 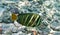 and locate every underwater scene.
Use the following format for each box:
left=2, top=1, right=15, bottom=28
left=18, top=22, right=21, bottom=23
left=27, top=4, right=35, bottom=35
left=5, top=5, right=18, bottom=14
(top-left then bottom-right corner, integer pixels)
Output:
left=0, top=0, right=60, bottom=35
